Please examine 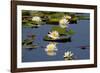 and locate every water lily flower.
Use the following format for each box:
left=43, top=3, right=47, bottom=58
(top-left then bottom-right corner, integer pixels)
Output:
left=65, top=15, right=71, bottom=20
left=59, top=15, right=71, bottom=28
left=59, top=19, right=69, bottom=28
left=45, top=42, right=57, bottom=56
left=45, top=42, right=57, bottom=52
left=48, top=31, right=59, bottom=40
left=64, top=51, right=74, bottom=60
left=45, top=42, right=58, bottom=56
left=32, top=16, right=42, bottom=24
